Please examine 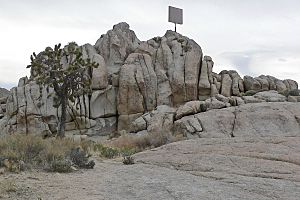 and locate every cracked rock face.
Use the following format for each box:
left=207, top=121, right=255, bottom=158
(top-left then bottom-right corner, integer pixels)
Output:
left=172, top=102, right=300, bottom=139
left=0, top=22, right=299, bottom=137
